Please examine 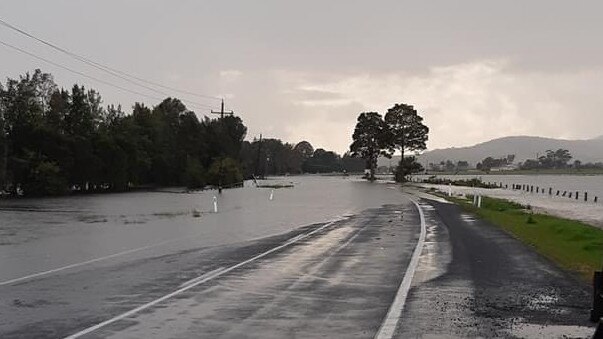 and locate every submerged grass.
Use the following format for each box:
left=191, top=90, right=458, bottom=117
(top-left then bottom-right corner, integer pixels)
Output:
left=448, top=195, right=603, bottom=281
left=257, top=184, right=294, bottom=189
